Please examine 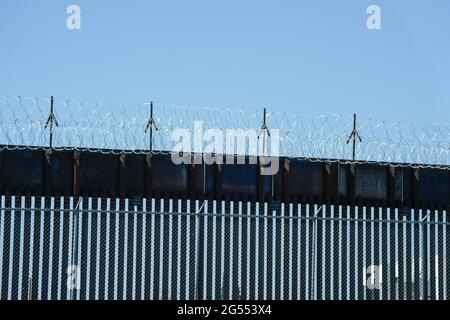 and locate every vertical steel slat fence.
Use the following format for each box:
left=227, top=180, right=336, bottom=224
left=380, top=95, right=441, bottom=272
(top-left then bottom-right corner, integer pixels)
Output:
left=0, top=195, right=448, bottom=300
